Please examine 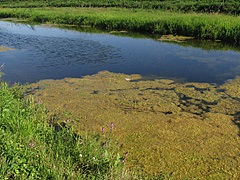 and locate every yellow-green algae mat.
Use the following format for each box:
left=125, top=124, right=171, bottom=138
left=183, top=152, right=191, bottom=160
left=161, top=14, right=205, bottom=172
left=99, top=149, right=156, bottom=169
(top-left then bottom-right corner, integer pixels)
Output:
left=0, top=46, right=13, bottom=52
left=29, top=71, right=240, bottom=179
